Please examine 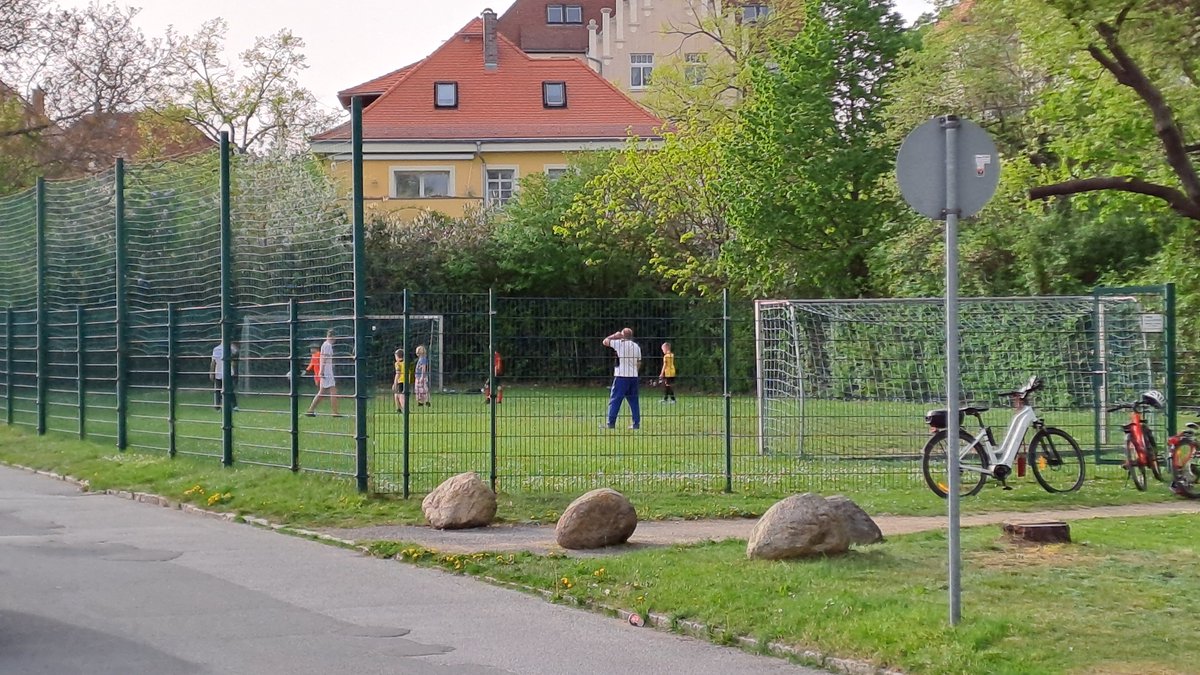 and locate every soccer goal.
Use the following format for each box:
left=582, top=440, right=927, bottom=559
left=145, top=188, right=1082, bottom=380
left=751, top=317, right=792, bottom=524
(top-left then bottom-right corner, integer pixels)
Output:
left=366, top=315, right=445, bottom=392
left=753, top=293, right=1168, bottom=461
